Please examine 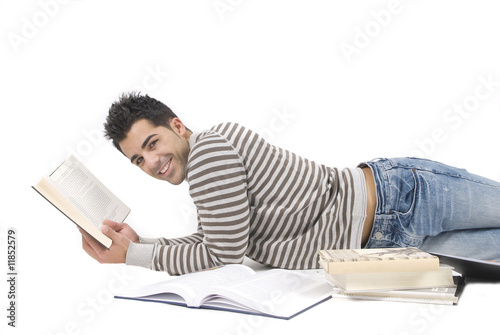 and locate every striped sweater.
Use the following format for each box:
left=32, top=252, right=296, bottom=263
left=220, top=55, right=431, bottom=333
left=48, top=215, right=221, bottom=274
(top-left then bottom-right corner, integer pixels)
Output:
left=125, top=122, right=367, bottom=275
